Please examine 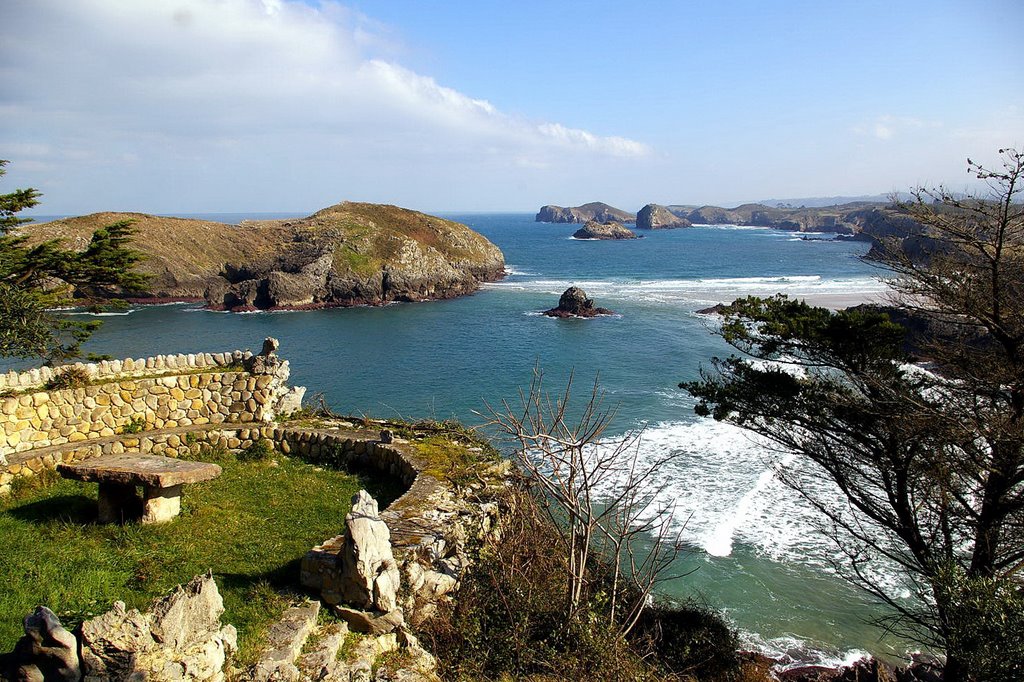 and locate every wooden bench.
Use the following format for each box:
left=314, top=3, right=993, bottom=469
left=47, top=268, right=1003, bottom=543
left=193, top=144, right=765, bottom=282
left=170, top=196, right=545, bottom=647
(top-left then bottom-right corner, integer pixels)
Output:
left=57, top=454, right=222, bottom=524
